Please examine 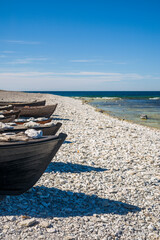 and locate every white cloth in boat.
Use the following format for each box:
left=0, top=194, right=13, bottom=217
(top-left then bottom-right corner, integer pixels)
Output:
left=23, top=121, right=40, bottom=128
left=0, top=122, right=14, bottom=130
left=14, top=118, right=26, bottom=122
left=0, top=132, right=28, bottom=142
left=25, top=129, right=43, bottom=139
left=44, top=120, right=55, bottom=126
left=0, top=129, right=43, bottom=142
